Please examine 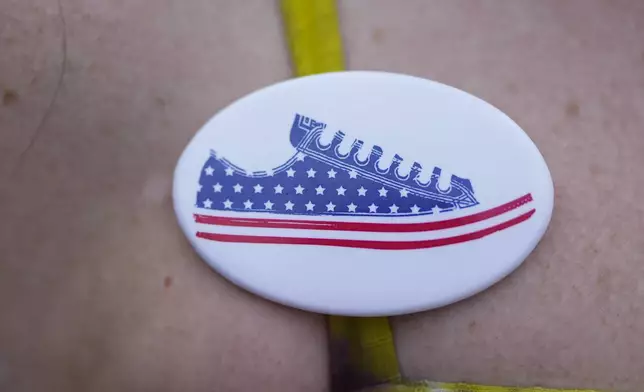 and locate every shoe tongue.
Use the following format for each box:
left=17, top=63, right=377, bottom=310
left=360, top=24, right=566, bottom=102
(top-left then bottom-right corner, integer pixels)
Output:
left=290, top=114, right=326, bottom=148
